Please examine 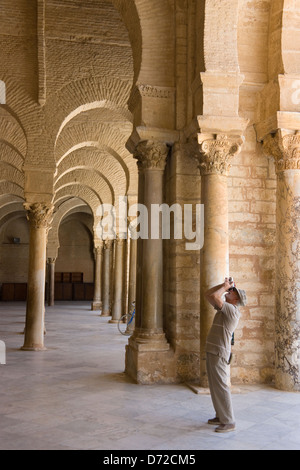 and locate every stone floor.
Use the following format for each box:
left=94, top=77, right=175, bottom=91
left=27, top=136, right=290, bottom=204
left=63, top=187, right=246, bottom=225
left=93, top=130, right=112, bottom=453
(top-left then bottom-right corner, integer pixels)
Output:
left=0, top=301, right=300, bottom=451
